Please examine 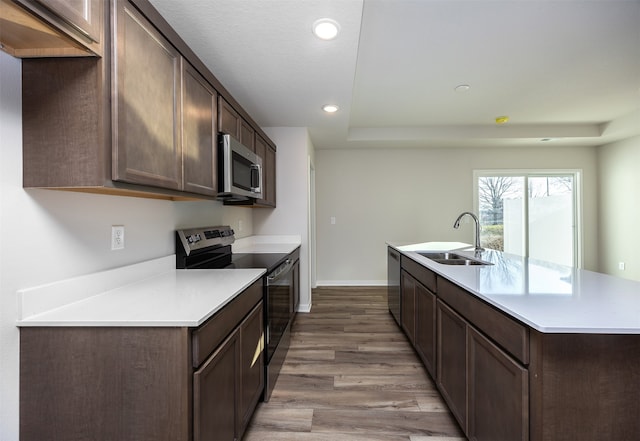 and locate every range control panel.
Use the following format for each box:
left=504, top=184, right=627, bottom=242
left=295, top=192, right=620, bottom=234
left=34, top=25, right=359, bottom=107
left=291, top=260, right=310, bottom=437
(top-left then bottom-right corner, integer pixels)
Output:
left=176, top=225, right=235, bottom=255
